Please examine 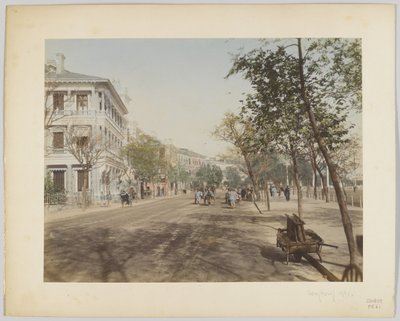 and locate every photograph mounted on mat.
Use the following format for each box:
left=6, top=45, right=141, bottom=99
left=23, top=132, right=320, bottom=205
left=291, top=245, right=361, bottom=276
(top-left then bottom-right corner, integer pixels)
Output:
left=4, top=3, right=396, bottom=318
